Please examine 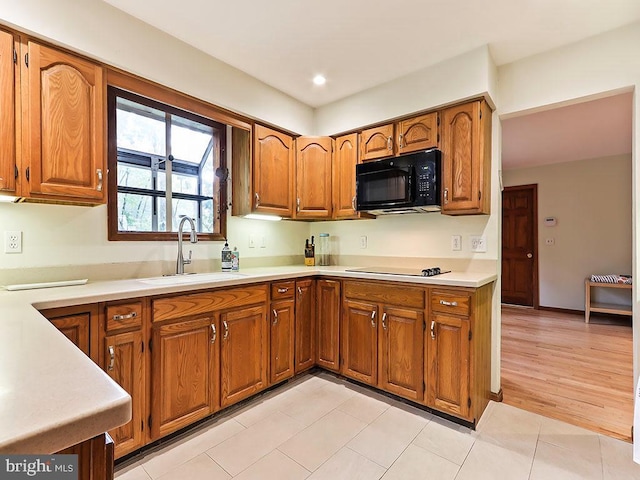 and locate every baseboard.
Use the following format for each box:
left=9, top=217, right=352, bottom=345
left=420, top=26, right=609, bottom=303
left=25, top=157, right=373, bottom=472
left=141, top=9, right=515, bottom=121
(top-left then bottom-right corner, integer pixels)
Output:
left=490, top=389, right=503, bottom=402
left=538, top=306, right=584, bottom=316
